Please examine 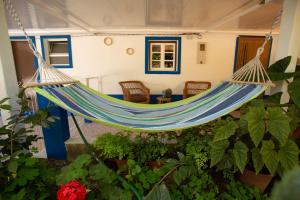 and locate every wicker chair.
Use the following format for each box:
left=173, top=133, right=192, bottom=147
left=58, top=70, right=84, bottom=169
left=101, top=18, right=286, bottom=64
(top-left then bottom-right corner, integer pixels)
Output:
left=183, top=81, right=211, bottom=99
left=119, top=81, right=150, bottom=103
